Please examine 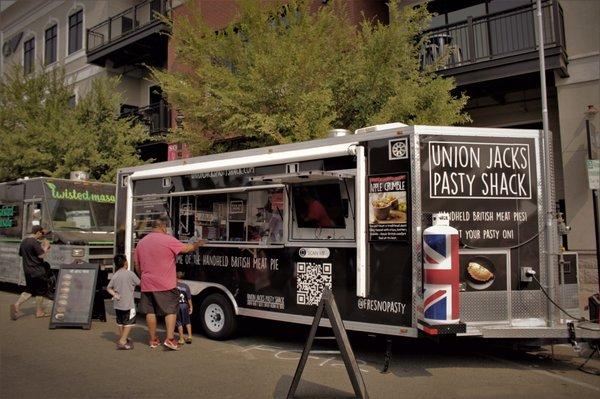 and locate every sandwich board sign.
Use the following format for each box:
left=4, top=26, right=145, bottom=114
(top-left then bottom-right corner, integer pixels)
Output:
left=287, top=288, right=369, bottom=399
left=49, top=263, right=99, bottom=330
